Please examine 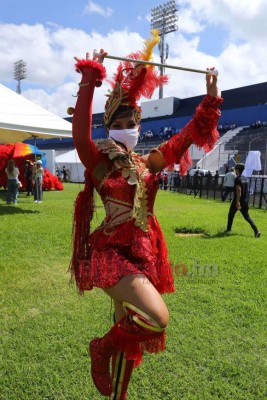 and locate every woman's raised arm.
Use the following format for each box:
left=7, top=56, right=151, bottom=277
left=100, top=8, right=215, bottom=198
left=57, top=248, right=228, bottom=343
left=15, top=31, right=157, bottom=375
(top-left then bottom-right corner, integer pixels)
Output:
left=145, top=69, right=223, bottom=174
left=72, top=50, right=107, bottom=171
